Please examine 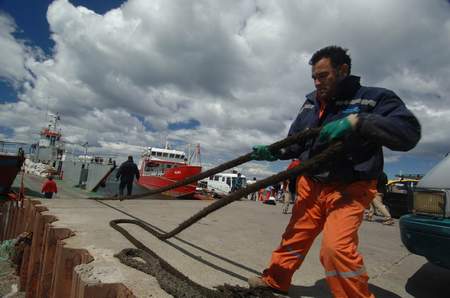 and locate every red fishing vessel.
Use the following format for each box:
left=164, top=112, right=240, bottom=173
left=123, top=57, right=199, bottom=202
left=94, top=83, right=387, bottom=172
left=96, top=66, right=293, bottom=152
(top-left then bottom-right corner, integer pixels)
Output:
left=137, top=145, right=202, bottom=198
